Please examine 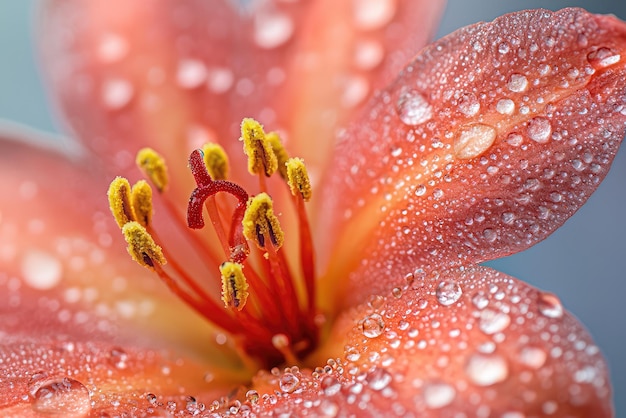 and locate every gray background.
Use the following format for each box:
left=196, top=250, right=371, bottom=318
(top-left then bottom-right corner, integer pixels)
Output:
left=0, top=0, right=624, bottom=413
